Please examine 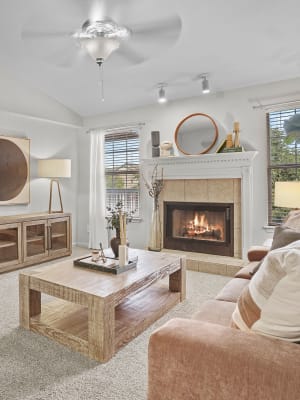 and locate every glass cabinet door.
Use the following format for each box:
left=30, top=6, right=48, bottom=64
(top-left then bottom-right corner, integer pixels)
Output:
left=23, top=220, right=48, bottom=261
left=48, top=217, right=70, bottom=255
left=0, top=223, right=22, bottom=268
